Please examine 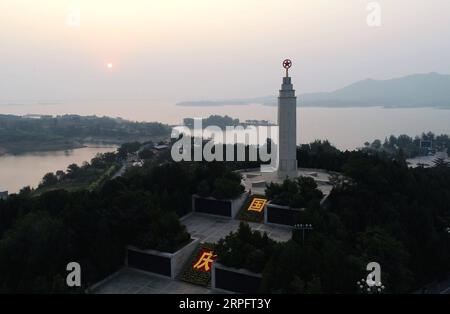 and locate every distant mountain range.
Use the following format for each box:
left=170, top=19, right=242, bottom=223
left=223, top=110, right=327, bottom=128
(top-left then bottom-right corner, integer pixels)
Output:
left=177, top=73, right=450, bottom=108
